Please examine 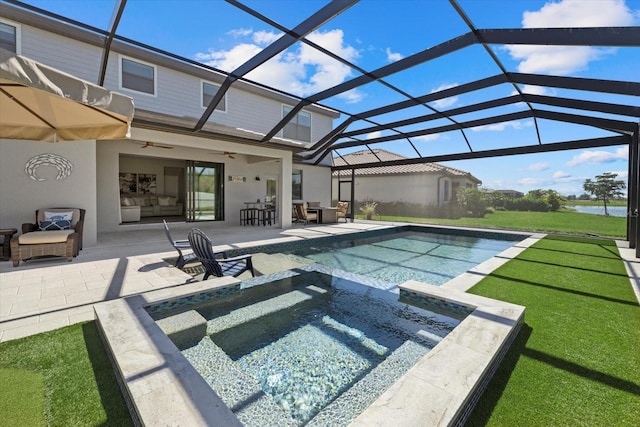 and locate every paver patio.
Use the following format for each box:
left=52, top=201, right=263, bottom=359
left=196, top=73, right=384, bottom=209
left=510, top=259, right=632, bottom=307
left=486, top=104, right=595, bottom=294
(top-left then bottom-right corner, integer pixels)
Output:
left=0, top=221, right=395, bottom=342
